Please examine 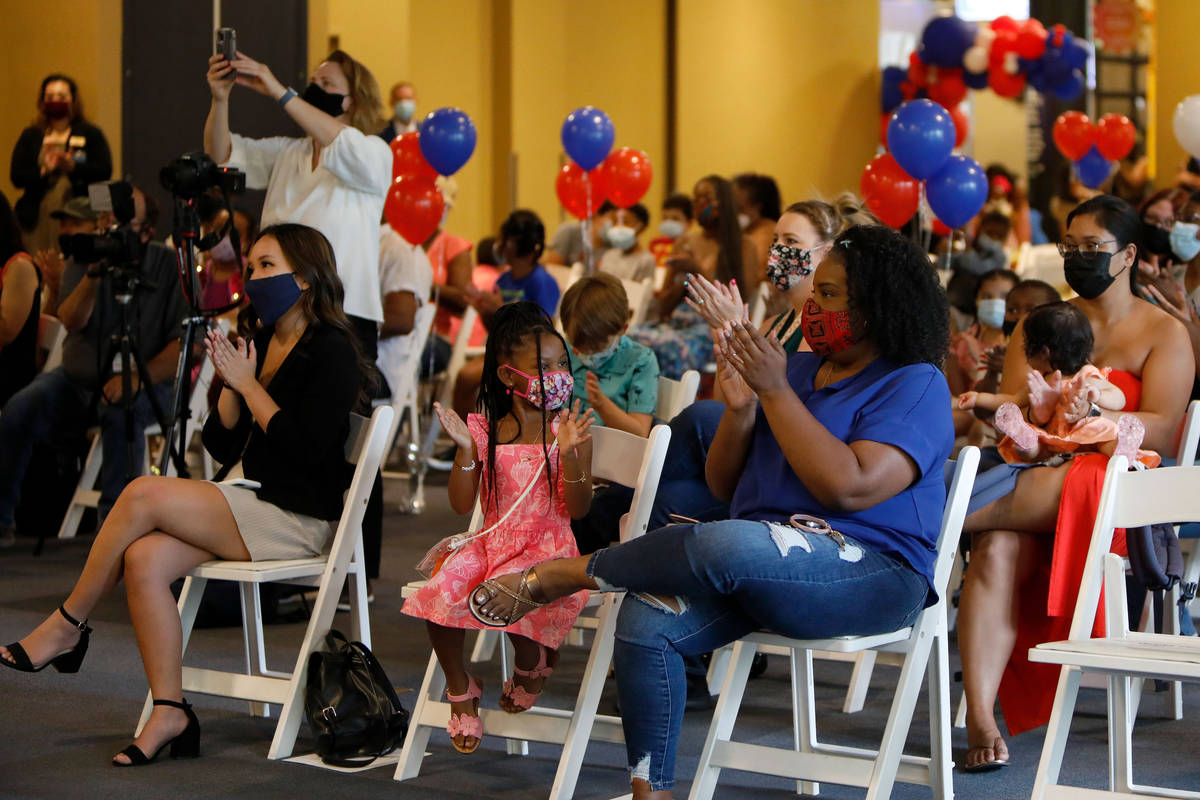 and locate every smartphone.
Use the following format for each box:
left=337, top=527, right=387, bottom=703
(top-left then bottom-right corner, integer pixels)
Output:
left=216, top=27, right=237, bottom=77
